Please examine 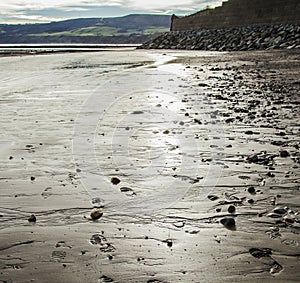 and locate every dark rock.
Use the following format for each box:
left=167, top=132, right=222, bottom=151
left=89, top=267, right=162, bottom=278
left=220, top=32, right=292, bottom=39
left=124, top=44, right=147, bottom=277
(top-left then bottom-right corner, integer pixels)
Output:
left=228, top=205, right=236, bottom=213
left=111, top=177, right=120, bottom=185
left=220, top=217, right=236, bottom=230
left=90, top=209, right=103, bottom=220
left=30, top=176, right=35, bottom=181
left=28, top=214, right=36, bottom=222
left=247, top=186, right=256, bottom=194
left=208, top=195, right=219, bottom=201
left=280, top=150, right=290, bottom=157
